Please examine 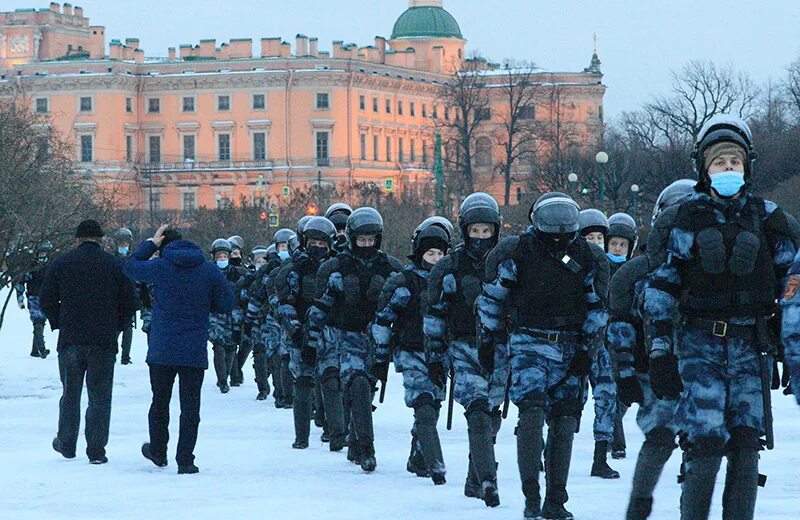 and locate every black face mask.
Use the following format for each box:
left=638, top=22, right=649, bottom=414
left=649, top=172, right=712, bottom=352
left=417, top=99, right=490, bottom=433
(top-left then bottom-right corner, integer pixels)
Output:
left=538, top=232, right=576, bottom=252
left=468, top=238, right=495, bottom=258
left=230, top=256, right=242, bottom=267
left=353, top=245, right=378, bottom=259
left=307, top=245, right=329, bottom=263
